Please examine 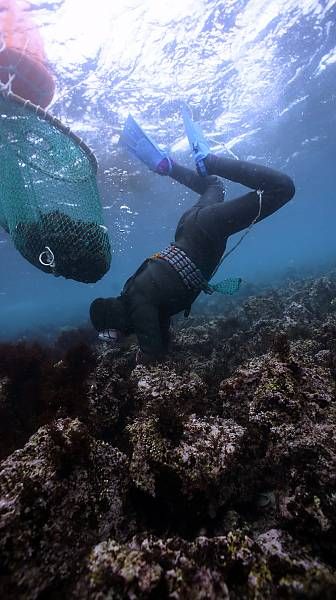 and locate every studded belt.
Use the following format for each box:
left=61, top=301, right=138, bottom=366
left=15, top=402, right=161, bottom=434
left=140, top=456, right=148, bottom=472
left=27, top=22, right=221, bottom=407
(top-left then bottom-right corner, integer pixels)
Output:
left=151, top=244, right=211, bottom=294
